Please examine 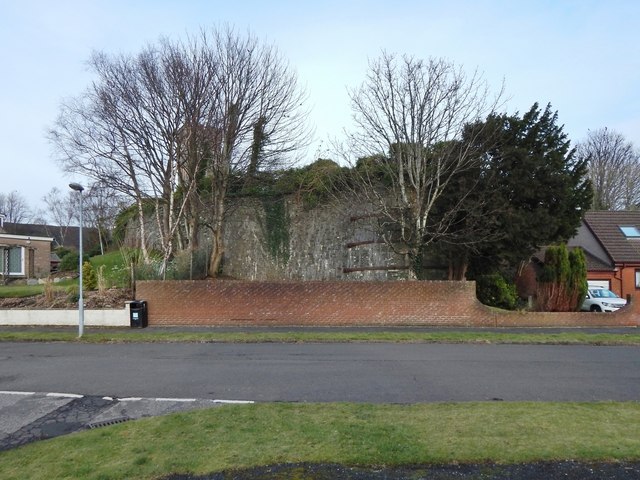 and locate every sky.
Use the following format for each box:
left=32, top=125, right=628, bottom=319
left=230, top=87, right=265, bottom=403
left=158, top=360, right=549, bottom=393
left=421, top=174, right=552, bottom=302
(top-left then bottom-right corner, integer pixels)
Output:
left=1, top=0, right=639, bottom=215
